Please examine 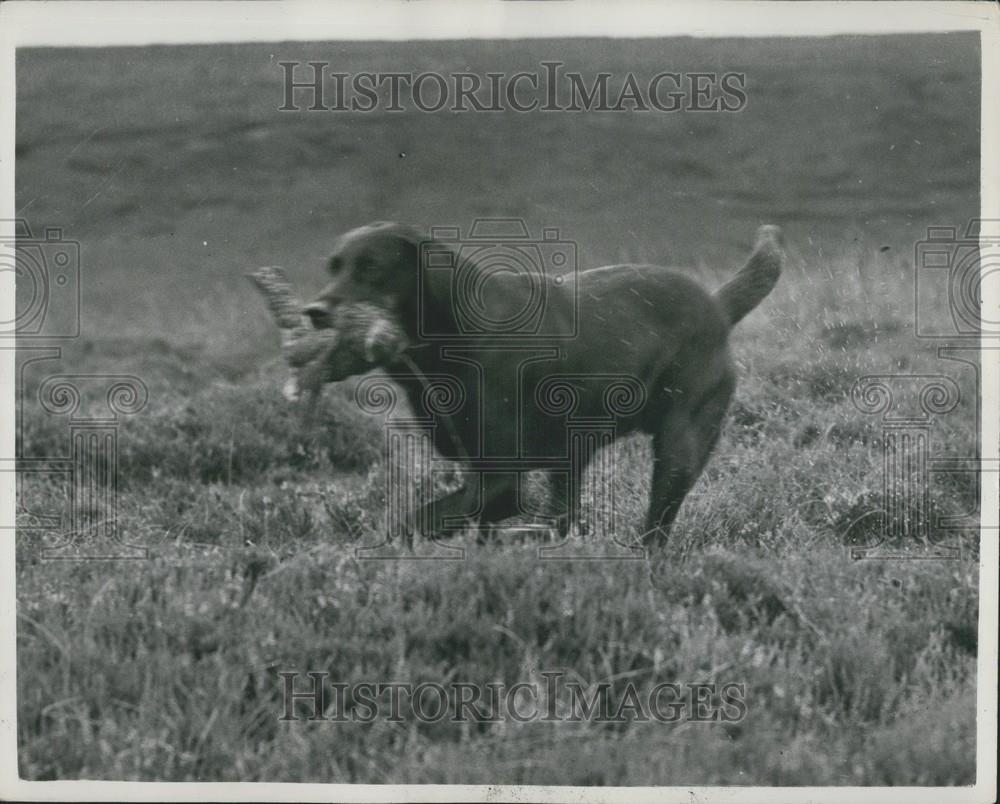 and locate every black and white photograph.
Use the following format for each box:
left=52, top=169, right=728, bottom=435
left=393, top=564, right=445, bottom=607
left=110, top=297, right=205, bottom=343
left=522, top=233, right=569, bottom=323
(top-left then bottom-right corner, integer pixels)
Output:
left=1, top=2, right=997, bottom=801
